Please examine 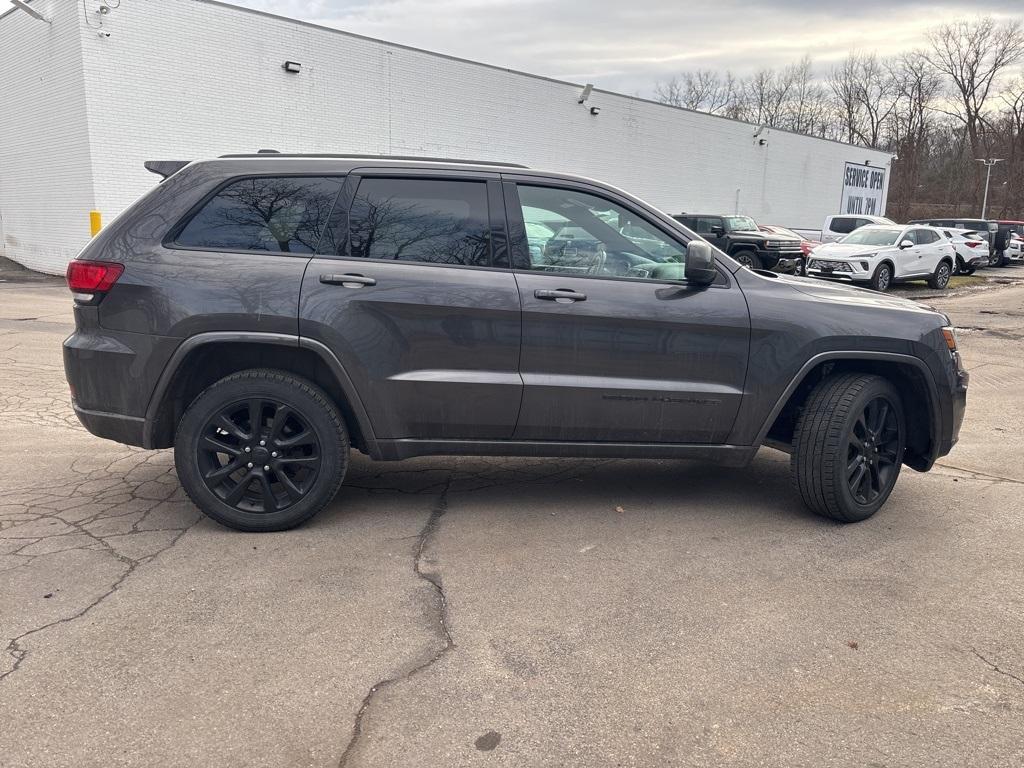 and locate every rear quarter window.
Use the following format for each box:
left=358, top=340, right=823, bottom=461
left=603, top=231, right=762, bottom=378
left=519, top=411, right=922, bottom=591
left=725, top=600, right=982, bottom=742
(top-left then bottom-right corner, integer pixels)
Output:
left=174, top=176, right=344, bottom=254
